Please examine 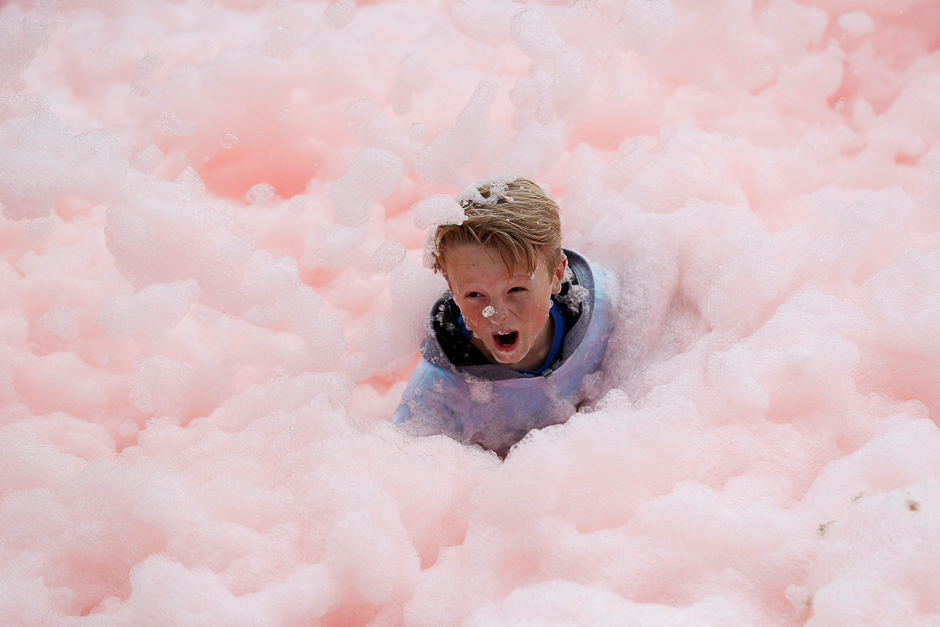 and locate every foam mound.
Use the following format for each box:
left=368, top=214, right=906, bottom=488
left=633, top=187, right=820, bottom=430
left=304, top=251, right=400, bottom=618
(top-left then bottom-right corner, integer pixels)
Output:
left=2, top=0, right=940, bottom=624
